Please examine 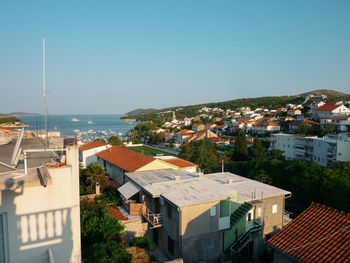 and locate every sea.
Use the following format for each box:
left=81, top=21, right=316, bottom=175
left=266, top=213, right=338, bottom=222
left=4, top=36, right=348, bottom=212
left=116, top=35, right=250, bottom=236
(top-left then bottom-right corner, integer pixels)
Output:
left=19, top=114, right=137, bottom=142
